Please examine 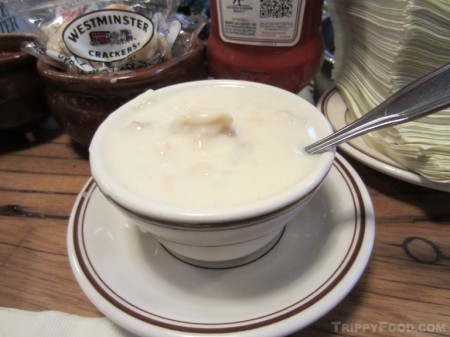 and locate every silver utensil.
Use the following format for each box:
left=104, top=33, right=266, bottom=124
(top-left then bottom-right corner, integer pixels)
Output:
left=305, top=62, right=450, bottom=154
